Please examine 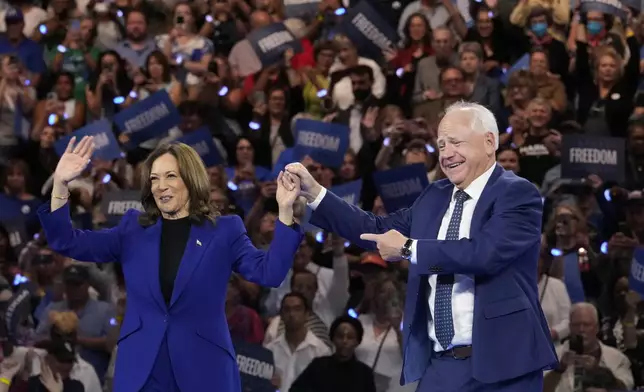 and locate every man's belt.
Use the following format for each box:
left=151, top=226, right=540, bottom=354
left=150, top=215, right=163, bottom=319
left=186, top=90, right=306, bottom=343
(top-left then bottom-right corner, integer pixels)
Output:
left=435, top=345, right=473, bottom=360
